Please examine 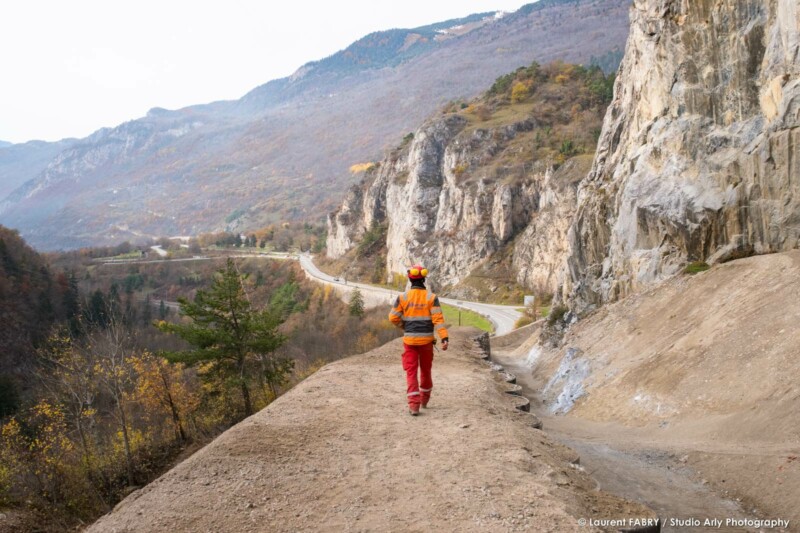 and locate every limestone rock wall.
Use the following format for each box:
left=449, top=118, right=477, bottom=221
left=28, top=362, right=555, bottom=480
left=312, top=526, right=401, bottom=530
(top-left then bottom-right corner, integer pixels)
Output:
left=327, top=115, right=579, bottom=293
left=563, top=0, right=800, bottom=311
